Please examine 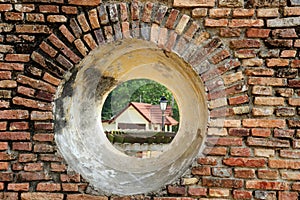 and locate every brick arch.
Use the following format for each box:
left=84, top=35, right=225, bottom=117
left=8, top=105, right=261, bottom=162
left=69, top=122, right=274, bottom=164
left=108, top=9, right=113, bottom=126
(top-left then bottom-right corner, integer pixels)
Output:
left=19, top=0, right=248, bottom=196
left=27, top=1, right=246, bottom=119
